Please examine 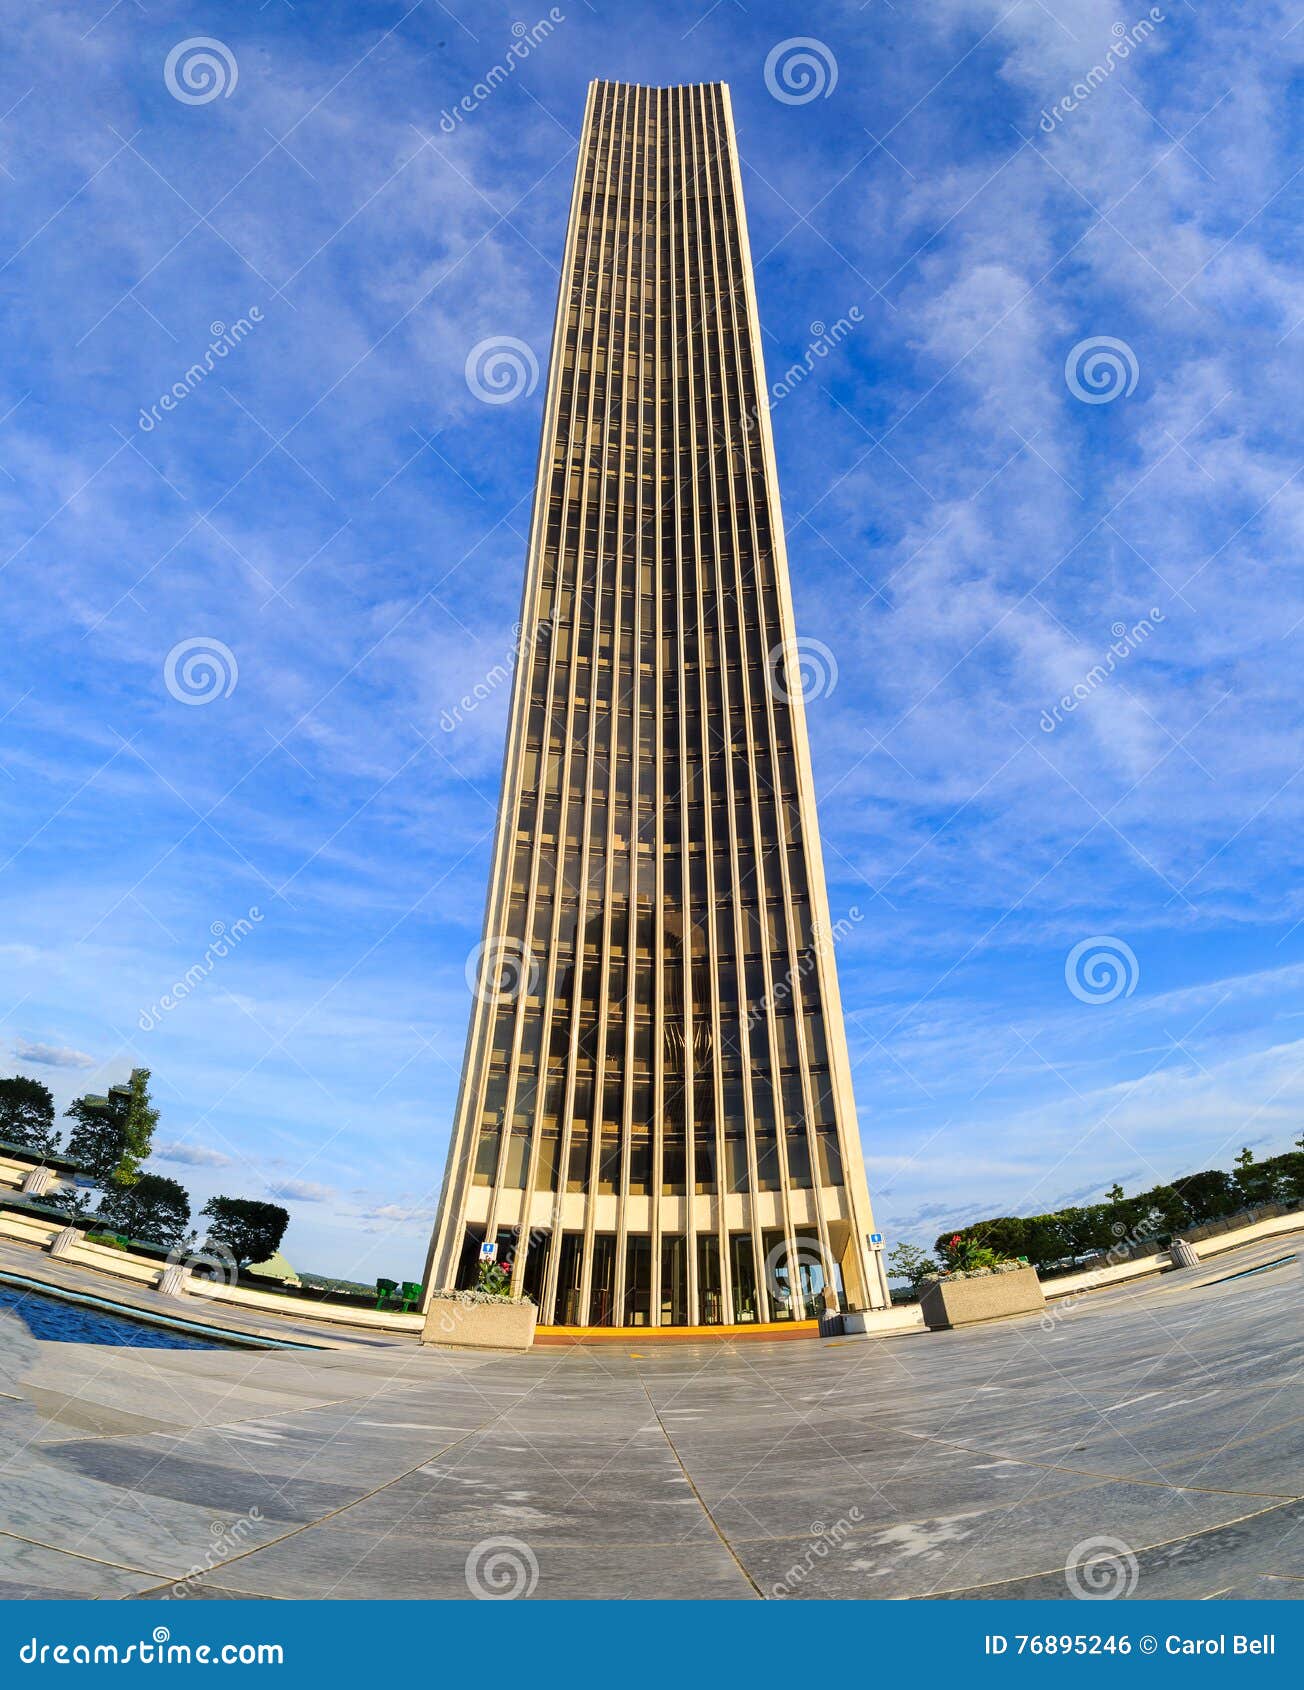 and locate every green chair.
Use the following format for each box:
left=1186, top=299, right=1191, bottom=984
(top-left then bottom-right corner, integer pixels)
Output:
left=375, top=1277, right=399, bottom=1310
left=399, top=1281, right=422, bottom=1312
